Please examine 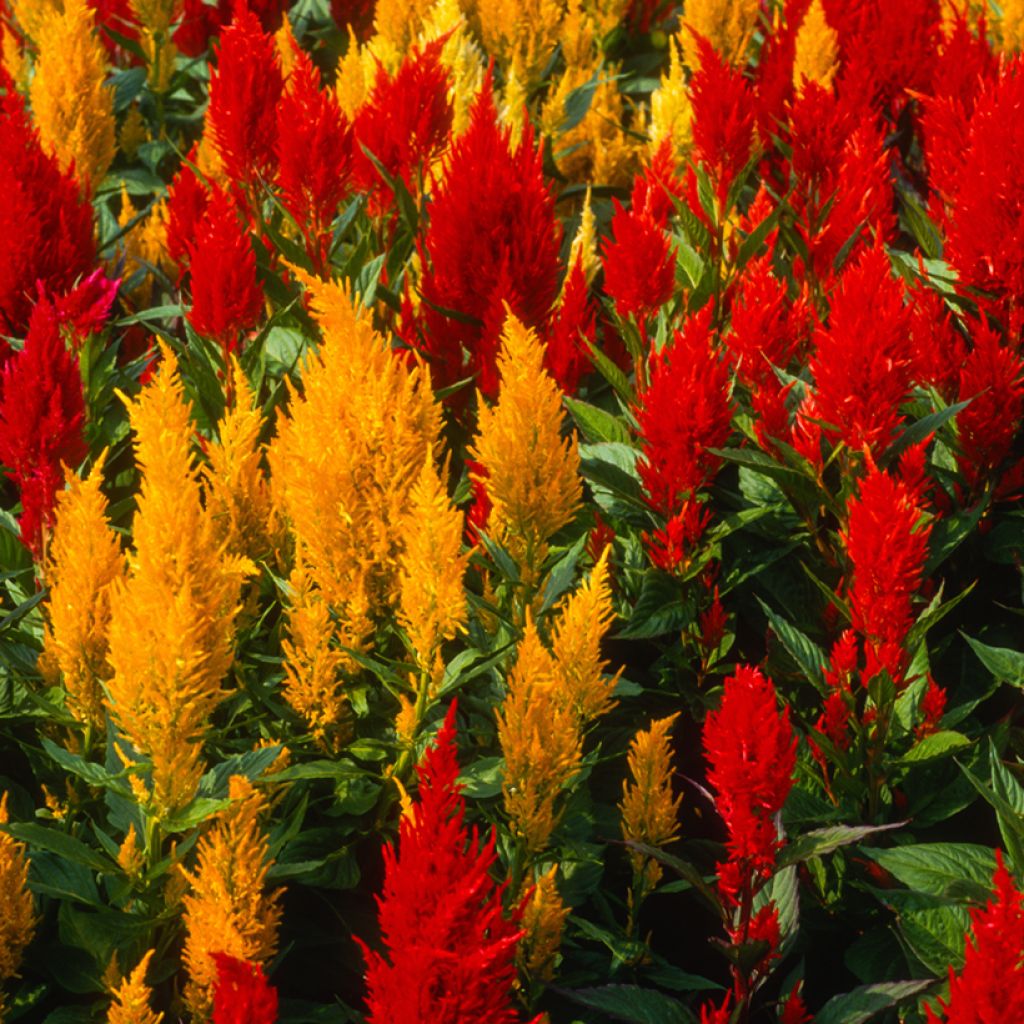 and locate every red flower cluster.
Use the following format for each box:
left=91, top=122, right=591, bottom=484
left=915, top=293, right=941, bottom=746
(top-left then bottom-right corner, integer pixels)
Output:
left=925, top=852, right=1024, bottom=1024
left=359, top=704, right=527, bottom=1024
left=211, top=953, right=278, bottom=1024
